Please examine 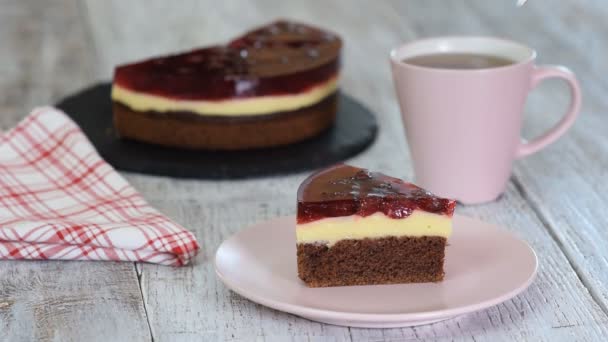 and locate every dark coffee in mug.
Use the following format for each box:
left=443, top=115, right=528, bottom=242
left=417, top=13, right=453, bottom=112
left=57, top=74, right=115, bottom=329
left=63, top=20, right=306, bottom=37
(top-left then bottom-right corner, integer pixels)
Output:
left=403, top=53, right=515, bottom=69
